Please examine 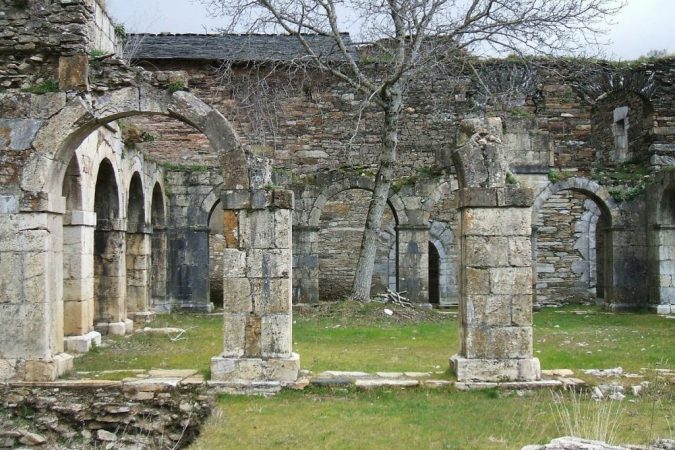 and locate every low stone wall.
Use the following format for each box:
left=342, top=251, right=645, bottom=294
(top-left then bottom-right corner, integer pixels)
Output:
left=0, top=382, right=212, bottom=449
